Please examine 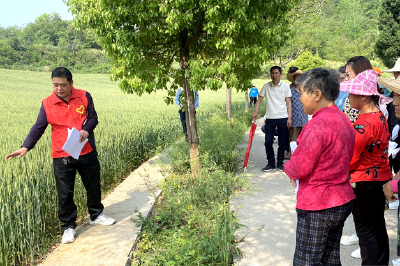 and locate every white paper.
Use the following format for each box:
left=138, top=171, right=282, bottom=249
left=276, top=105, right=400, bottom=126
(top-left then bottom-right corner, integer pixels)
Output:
left=389, top=141, right=398, bottom=157
left=290, top=141, right=298, bottom=153
left=290, top=141, right=299, bottom=197
left=62, top=127, right=88, bottom=159
left=393, top=147, right=400, bottom=159
left=295, top=180, right=299, bottom=197
left=392, top=125, right=399, bottom=141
